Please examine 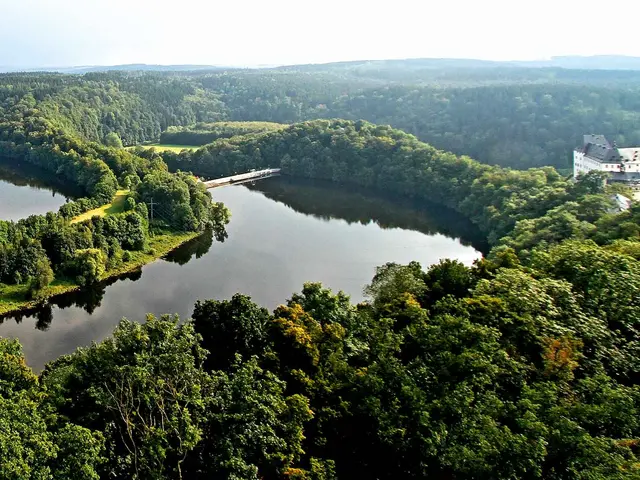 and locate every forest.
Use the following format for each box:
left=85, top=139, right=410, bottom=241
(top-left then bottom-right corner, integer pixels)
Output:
left=159, top=121, right=286, bottom=145
left=0, top=66, right=640, bottom=478
left=0, top=75, right=230, bottom=311
left=5, top=66, right=640, bottom=170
